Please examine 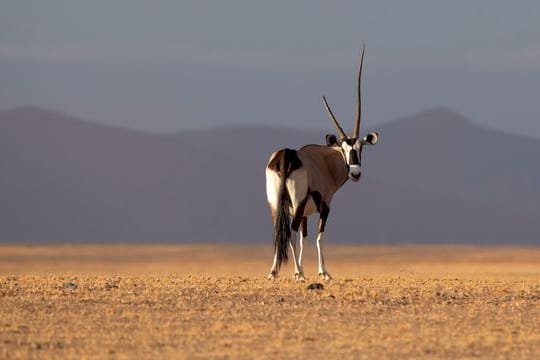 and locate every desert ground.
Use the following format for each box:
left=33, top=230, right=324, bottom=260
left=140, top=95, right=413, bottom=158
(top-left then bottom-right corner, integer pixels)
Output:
left=1, top=244, right=539, bottom=359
